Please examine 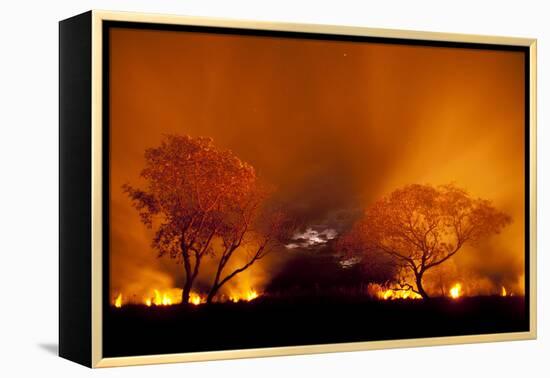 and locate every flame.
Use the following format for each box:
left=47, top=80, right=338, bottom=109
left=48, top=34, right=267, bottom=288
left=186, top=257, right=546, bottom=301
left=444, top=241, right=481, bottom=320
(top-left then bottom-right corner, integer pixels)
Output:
left=246, top=289, right=259, bottom=301
left=129, top=289, right=182, bottom=307
left=501, top=286, right=507, bottom=297
left=114, top=293, right=122, bottom=308
left=379, top=288, right=422, bottom=300
left=229, top=289, right=260, bottom=303
left=113, top=288, right=260, bottom=307
left=143, top=289, right=204, bottom=306
left=152, top=289, right=173, bottom=306
left=368, top=284, right=422, bottom=300
left=450, top=283, right=462, bottom=299
left=189, top=292, right=205, bottom=306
